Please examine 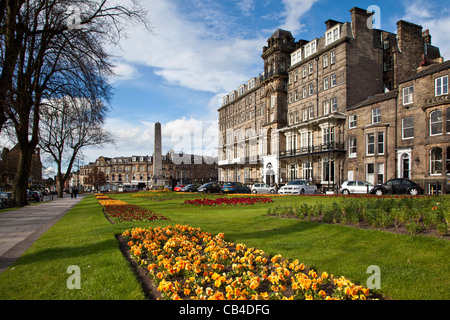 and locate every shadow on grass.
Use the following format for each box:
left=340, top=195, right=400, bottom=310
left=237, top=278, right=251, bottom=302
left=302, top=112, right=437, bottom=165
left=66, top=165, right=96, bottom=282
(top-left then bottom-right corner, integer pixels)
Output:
left=7, top=238, right=118, bottom=268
